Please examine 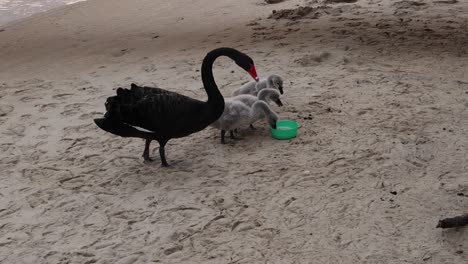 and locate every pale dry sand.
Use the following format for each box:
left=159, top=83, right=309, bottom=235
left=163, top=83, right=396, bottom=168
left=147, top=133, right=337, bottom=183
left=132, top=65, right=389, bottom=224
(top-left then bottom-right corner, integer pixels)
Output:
left=1, top=0, right=468, bottom=263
